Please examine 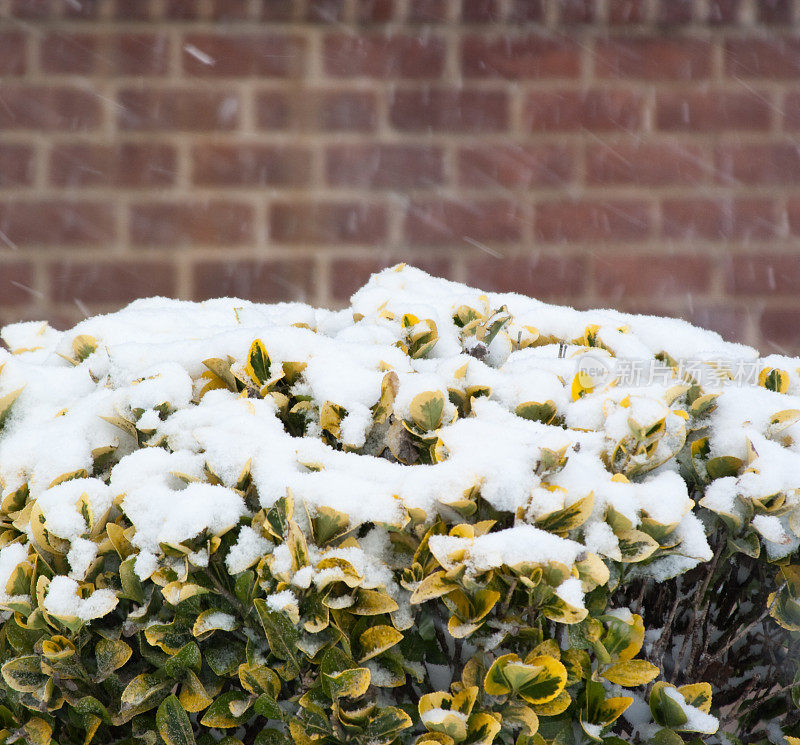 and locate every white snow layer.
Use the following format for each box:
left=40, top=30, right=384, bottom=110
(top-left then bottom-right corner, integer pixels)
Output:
left=0, top=264, right=796, bottom=626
